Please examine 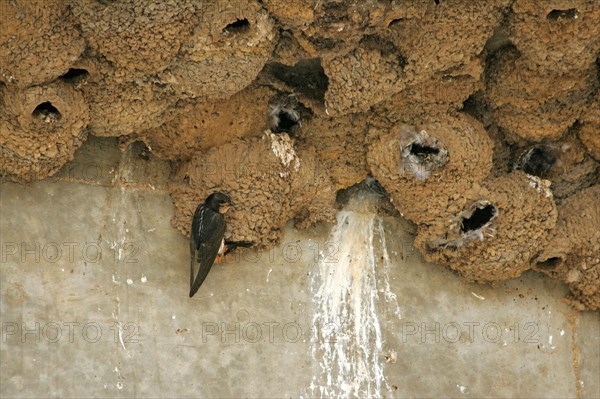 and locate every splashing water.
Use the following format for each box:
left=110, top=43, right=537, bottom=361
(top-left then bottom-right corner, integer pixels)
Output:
left=310, top=197, right=401, bottom=398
